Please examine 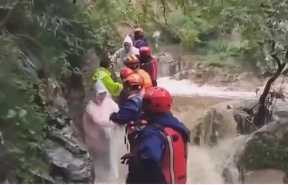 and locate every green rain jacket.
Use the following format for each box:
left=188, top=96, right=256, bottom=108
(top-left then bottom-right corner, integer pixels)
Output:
left=92, top=67, right=123, bottom=97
